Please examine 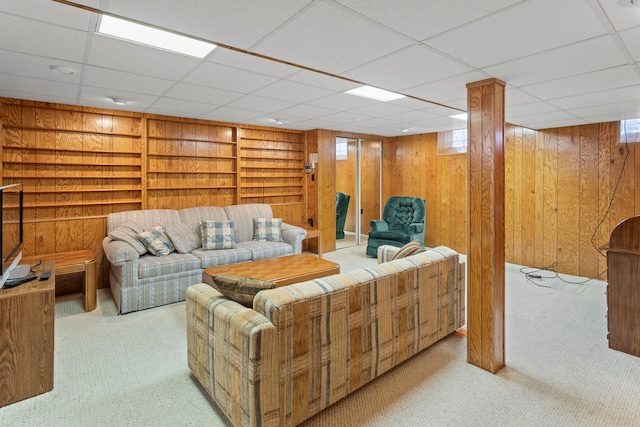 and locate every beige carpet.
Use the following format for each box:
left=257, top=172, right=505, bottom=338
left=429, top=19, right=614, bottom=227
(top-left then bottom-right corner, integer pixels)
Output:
left=1, top=247, right=639, bottom=426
